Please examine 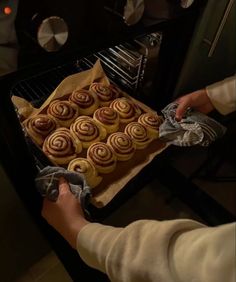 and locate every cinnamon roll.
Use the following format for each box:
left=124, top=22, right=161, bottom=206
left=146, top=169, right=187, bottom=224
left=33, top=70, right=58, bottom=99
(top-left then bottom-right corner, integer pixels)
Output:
left=109, top=83, right=121, bottom=98
left=69, top=89, right=99, bottom=116
left=47, top=99, right=79, bottom=127
left=70, top=116, right=107, bottom=149
left=138, top=113, right=164, bottom=139
left=107, top=132, right=136, bottom=161
left=87, top=142, right=117, bottom=174
left=24, top=114, right=58, bottom=146
left=68, top=157, right=102, bottom=188
left=89, top=82, right=118, bottom=106
left=110, top=98, right=141, bottom=123
left=93, top=107, right=120, bottom=134
left=43, top=128, right=82, bottom=165
left=124, top=122, right=152, bottom=149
